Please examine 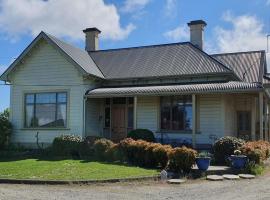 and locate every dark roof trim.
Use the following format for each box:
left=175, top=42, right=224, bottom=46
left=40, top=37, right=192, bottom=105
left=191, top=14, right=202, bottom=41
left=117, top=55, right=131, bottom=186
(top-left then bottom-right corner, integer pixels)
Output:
left=211, top=50, right=265, bottom=57
left=83, top=27, right=101, bottom=34
left=187, top=20, right=207, bottom=26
